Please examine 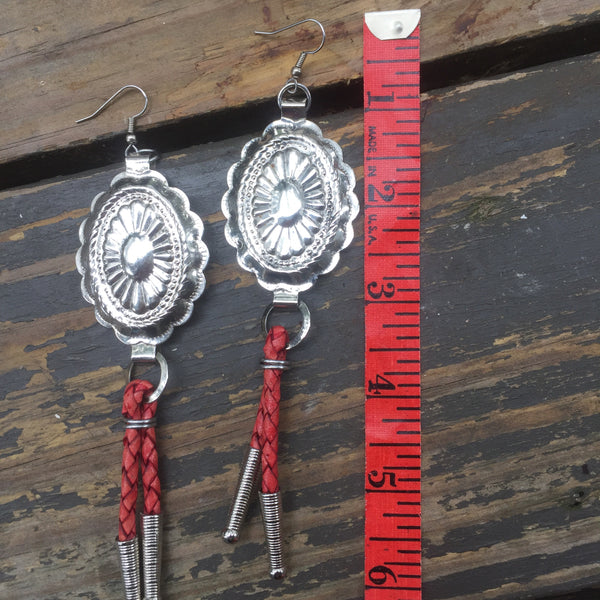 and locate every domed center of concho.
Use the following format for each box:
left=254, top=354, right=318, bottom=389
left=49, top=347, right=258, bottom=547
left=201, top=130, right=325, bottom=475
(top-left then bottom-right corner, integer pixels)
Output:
left=122, top=233, right=154, bottom=280
left=272, top=180, right=303, bottom=227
